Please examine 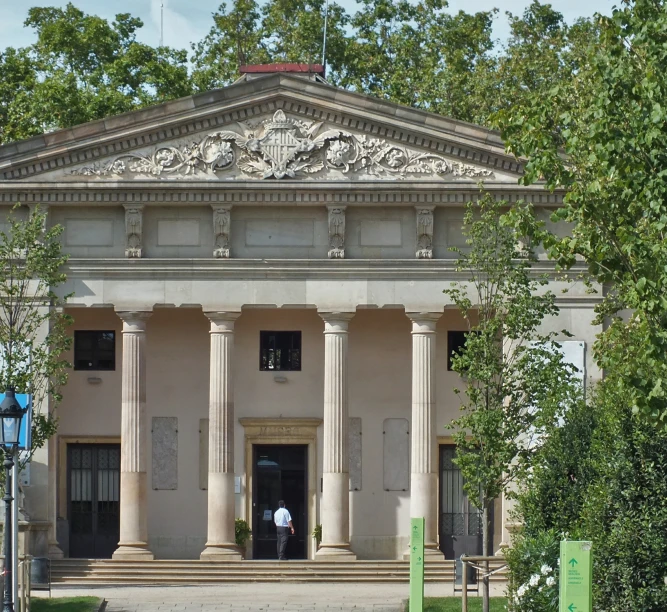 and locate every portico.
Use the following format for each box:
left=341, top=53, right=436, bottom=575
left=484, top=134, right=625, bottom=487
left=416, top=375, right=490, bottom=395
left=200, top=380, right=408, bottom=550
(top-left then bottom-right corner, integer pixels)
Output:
left=0, top=65, right=602, bottom=562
